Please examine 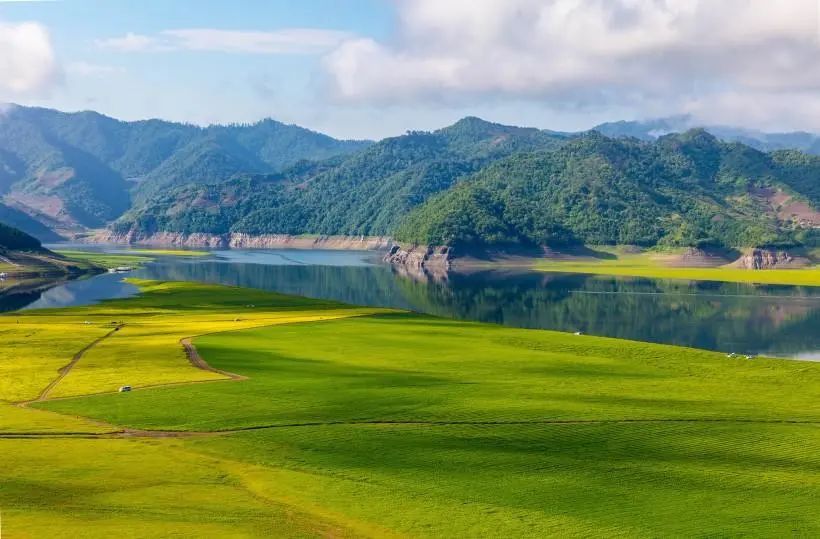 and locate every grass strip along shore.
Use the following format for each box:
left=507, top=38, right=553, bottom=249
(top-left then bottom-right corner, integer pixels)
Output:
left=532, top=248, right=820, bottom=286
